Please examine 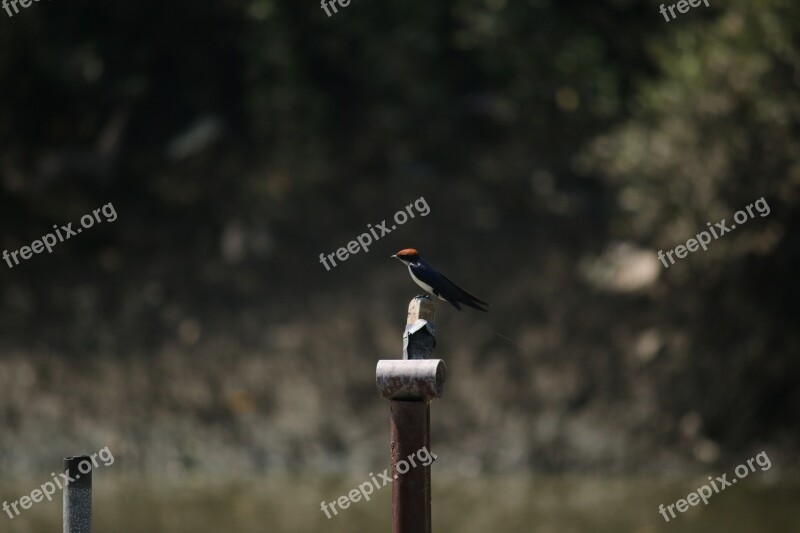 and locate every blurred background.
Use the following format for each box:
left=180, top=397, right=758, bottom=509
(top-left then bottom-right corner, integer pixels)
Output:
left=1, top=0, right=799, bottom=531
